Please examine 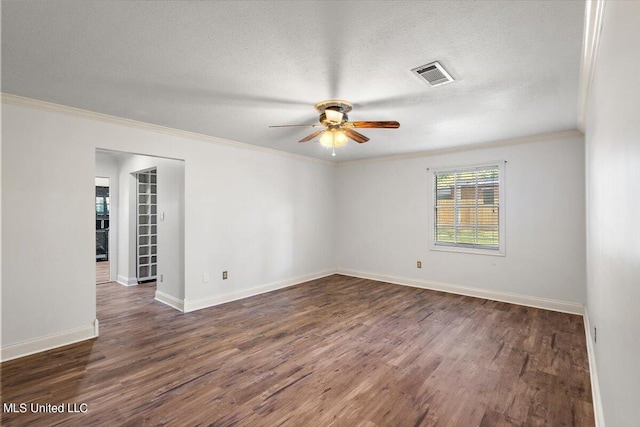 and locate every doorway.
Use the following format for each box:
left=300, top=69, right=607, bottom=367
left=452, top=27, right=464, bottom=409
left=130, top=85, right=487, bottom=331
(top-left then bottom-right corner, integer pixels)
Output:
left=95, top=177, right=110, bottom=284
left=95, top=148, right=185, bottom=311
